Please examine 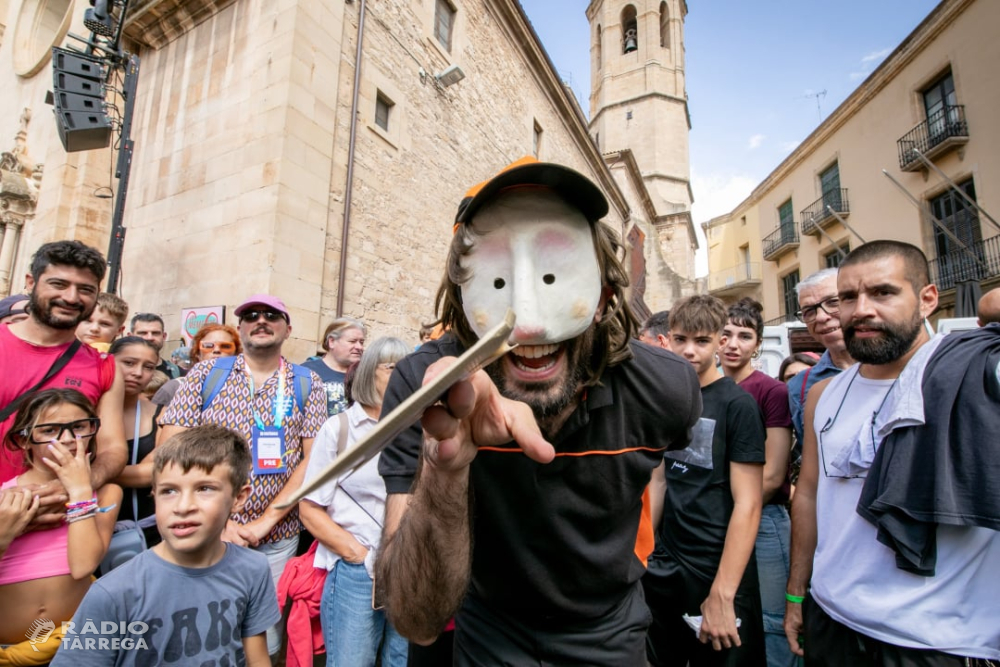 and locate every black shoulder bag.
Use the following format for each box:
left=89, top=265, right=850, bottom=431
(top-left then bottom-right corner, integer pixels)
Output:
left=0, top=339, right=83, bottom=423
